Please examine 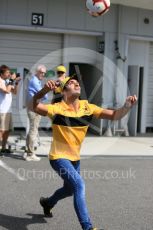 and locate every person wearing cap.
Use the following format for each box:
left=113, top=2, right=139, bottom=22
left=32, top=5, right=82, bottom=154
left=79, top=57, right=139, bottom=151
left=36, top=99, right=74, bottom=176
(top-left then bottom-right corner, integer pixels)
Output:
left=51, top=65, right=67, bottom=103
left=29, top=76, right=137, bottom=230
left=56, top=65, right=67, bottom=80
